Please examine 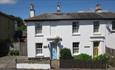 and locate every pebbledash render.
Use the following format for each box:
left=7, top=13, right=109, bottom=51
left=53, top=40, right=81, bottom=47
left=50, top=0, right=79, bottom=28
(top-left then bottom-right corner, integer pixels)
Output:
left=25, top=4, right=115, bottom=60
